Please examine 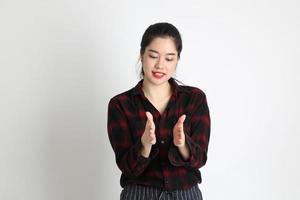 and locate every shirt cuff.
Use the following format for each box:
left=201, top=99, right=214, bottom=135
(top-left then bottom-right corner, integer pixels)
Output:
left=168, top=133, right=195, bottom=168
left=133, top=139, right=159, bottom=176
